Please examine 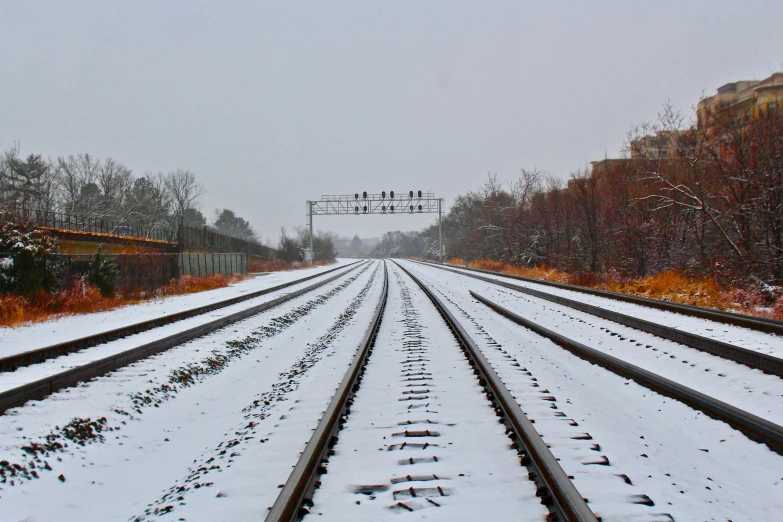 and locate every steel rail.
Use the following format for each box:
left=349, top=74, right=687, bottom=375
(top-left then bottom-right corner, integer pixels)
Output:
left=266, top=261, right=389, bottom=522
left=0, top=260, right=364, bottom=372
left=413, top=260, right=783, bottom=377
left=418, top=260, right=783, bottom=335
left=0, top=262, right=369, bottom=414
left=395, top=262, right=597, bottom=522
left=471, top=290, right=783, bottom=456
